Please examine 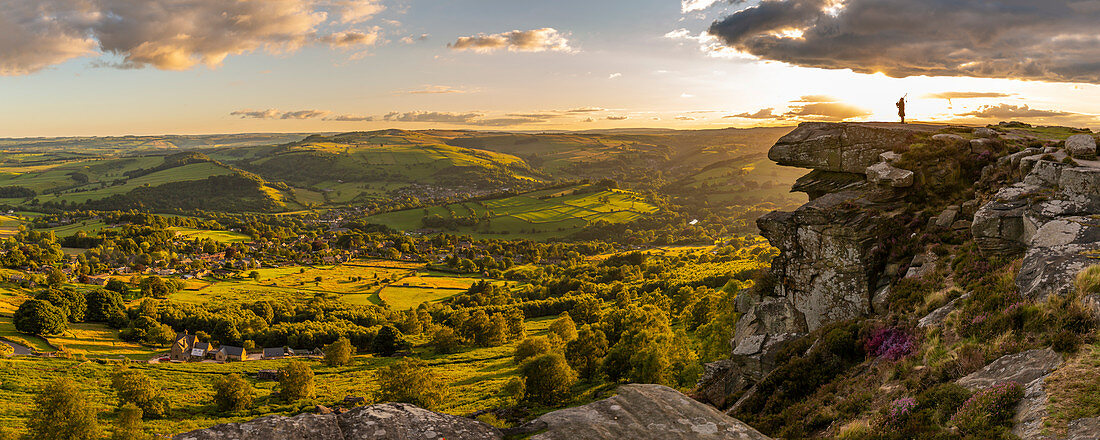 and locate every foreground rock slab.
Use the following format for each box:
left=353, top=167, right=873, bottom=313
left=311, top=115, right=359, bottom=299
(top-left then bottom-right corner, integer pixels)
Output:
left=519, top=384, right=771, bottom=440
left=174, top=384, right=768, bottom=440
left=172, top=403, right=504, bottom=440
left=957, top=348, right=1063, bottom=391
